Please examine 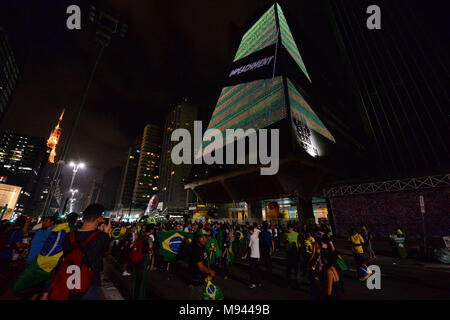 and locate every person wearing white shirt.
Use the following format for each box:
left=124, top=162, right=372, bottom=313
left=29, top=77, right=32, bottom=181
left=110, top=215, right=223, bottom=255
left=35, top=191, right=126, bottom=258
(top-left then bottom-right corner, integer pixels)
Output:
left=243, top=225, right=261, bottom=288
